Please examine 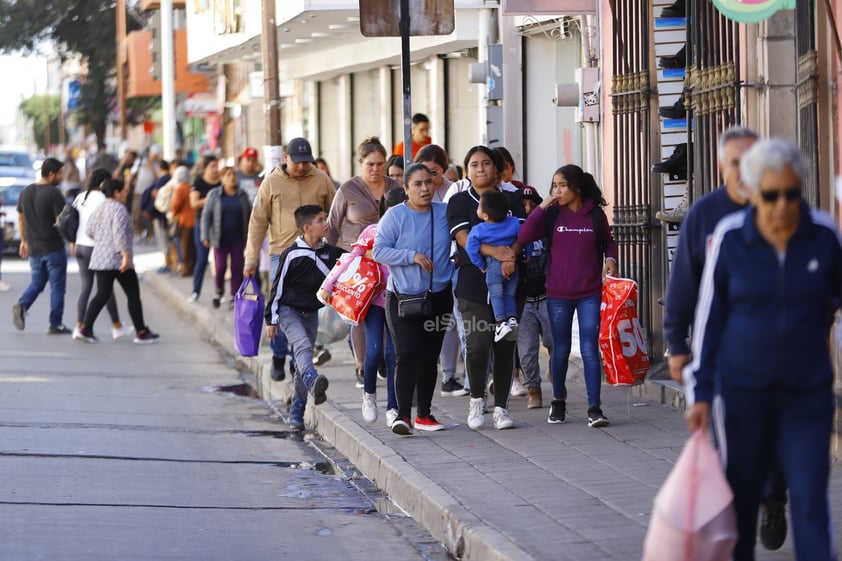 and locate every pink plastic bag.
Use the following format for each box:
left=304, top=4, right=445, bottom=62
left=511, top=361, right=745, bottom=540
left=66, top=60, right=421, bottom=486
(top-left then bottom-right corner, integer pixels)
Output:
left=642, top=430, right=737, bottom=561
